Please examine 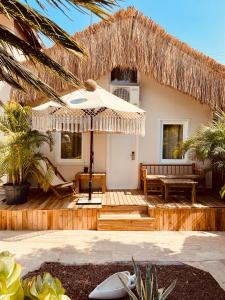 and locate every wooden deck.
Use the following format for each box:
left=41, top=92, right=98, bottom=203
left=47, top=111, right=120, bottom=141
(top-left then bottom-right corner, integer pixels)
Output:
left=0, top=189, right=225, bottom=231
